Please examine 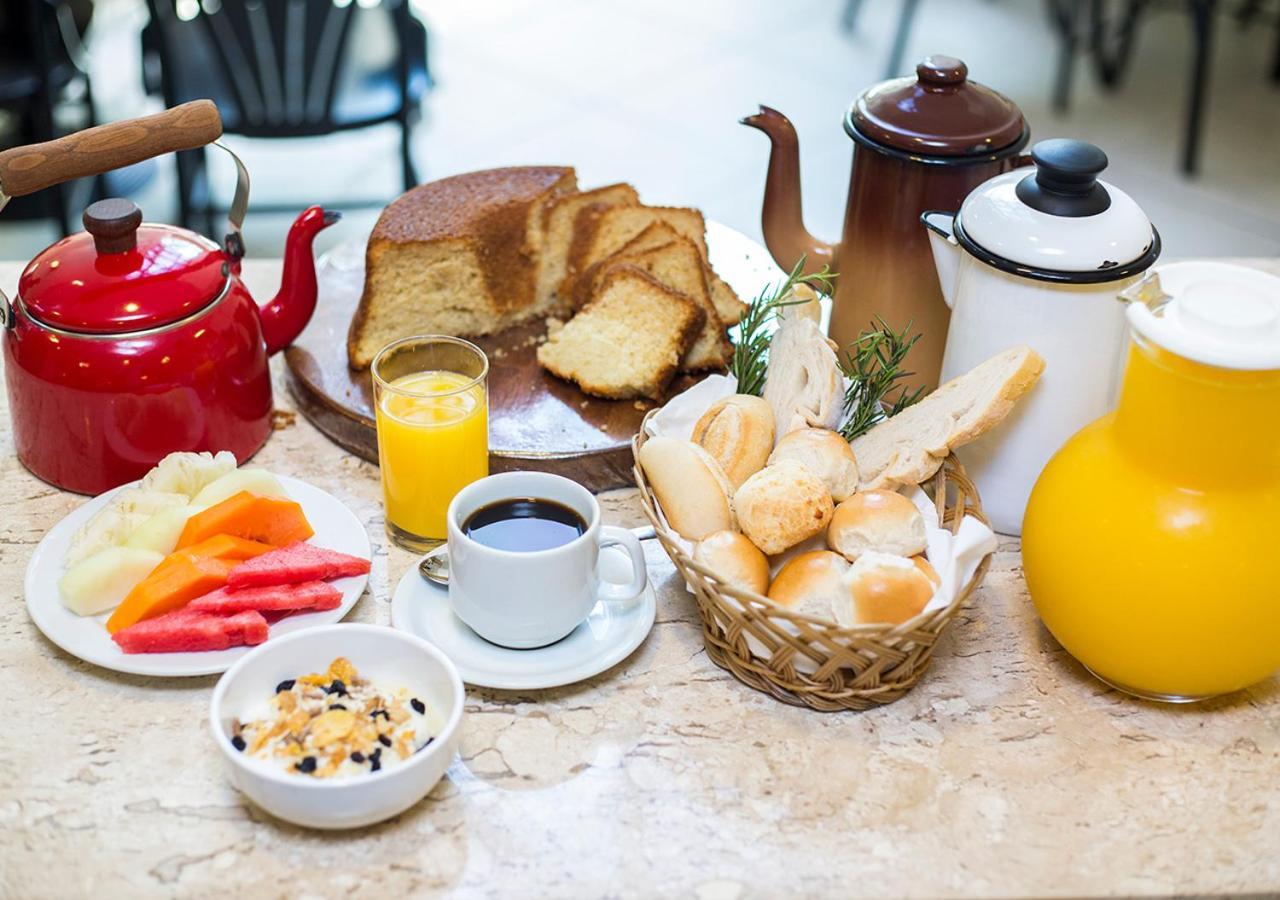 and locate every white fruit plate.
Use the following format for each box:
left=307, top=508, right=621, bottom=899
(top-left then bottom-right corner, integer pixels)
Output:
left=25, top=475, right=371, bottom=678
